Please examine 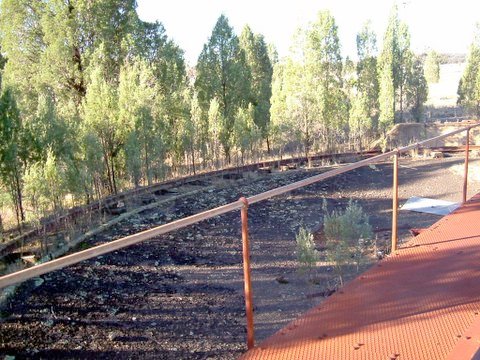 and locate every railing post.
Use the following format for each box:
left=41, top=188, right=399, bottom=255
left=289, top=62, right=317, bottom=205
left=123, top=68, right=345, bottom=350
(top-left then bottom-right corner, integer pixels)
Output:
left=240, top=197, right=255, bottom=349
left=391, top=151, right=399, bottom=252
left=463, top=129, right=470, bottom=204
